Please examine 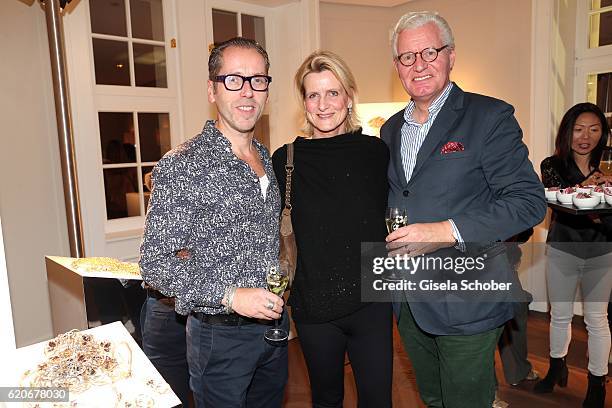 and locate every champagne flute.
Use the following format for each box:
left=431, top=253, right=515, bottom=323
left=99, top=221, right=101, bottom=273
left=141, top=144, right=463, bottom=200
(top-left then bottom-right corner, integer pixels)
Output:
left=599, top=148, right=612, bottom=177
left=384, top=207, right=408, bottom=281
left=386, top=207, right=408, bottom=234
left=264, top=264, right=289, bottom=342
